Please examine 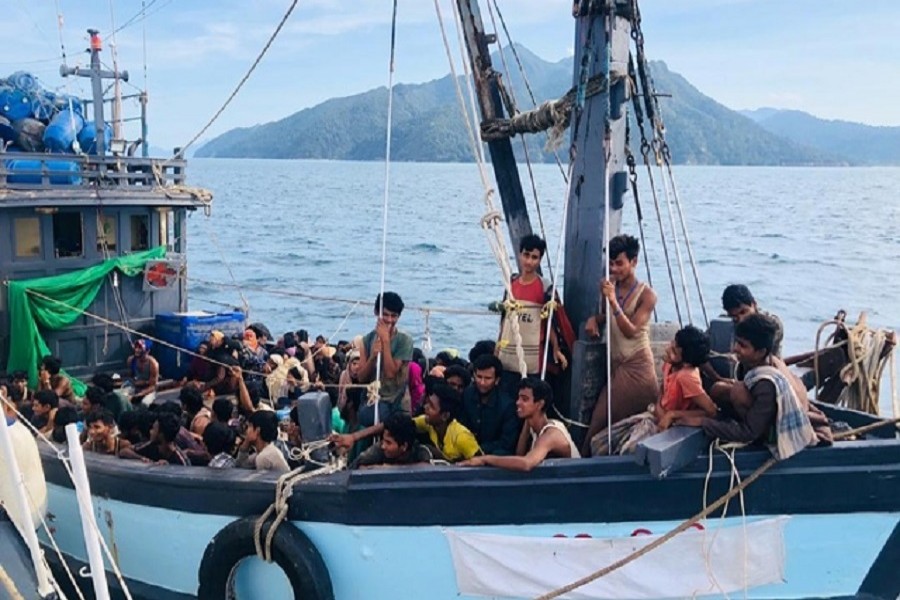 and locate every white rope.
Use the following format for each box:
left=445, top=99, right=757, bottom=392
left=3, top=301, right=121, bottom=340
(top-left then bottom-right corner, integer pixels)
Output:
left=663, top=162, right=710, bottom=327
left=373, top=0, right=399, bottom=428
left=254, top=449, right=344, bottom=562
left=483, top=0, right=554, bottom=281
left=656, top=158, right=693, bottom=324
left=603, top=11, right=614, bottom=456
left=438, top=0, right=491, bottom=190
left=207, top=226, right=250, bottom=317
left=450, top=1, right=488, bottom=168
left=438, top=0, right=528, bottom=378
